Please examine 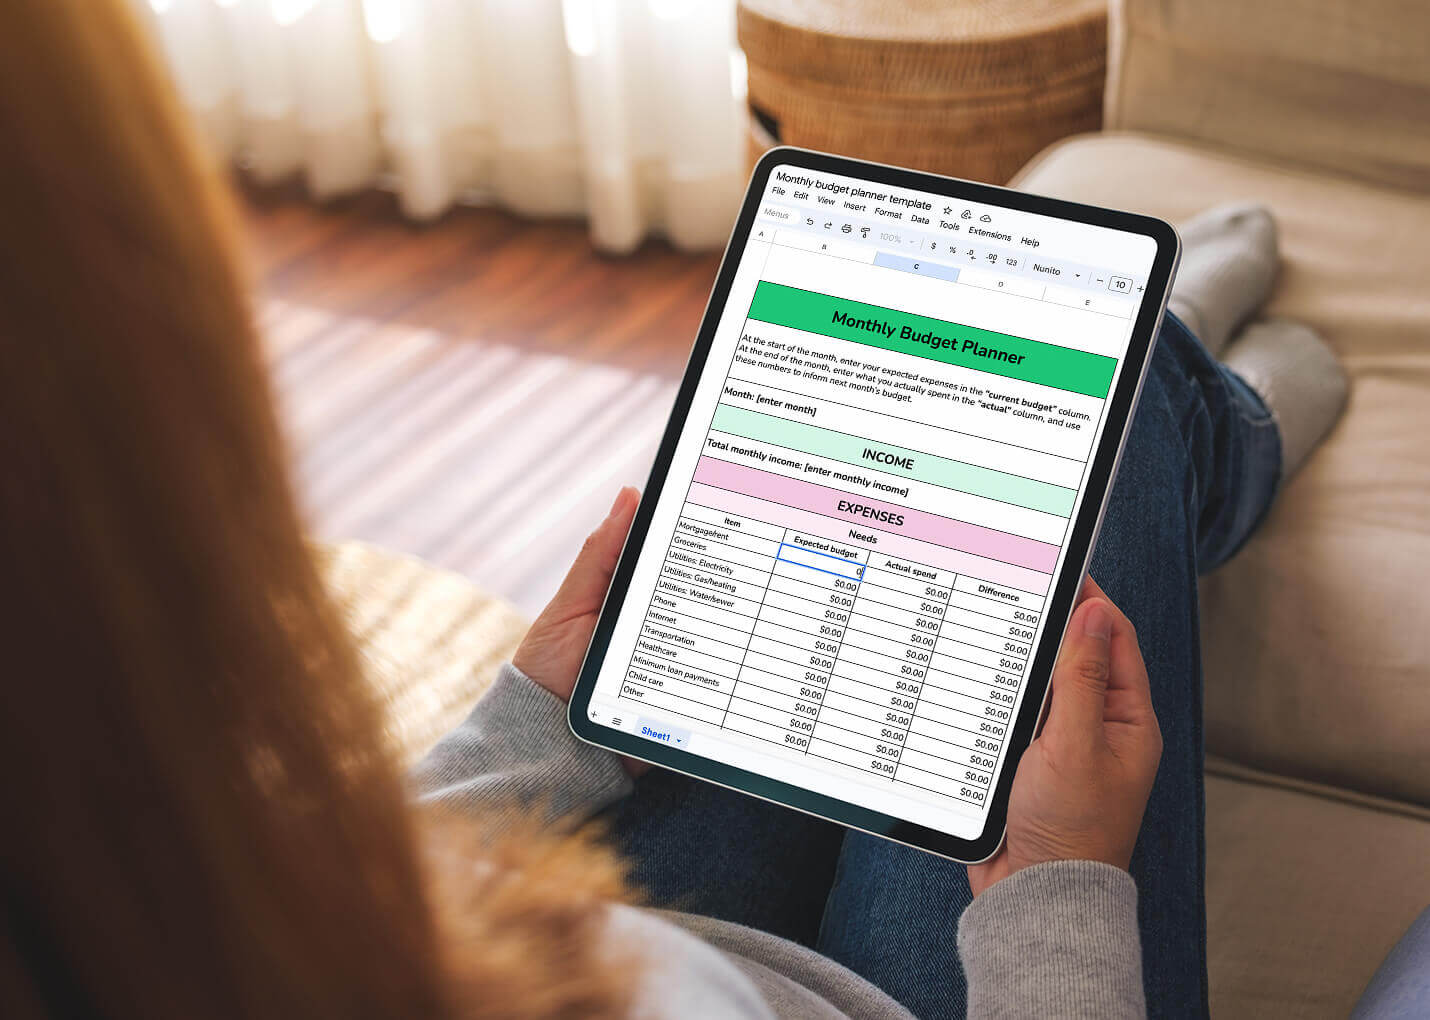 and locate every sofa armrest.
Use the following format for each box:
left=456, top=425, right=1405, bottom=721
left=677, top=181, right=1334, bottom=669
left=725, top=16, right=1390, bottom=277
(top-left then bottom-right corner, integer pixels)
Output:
left=1105, top=0, right=1430, bottom=192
